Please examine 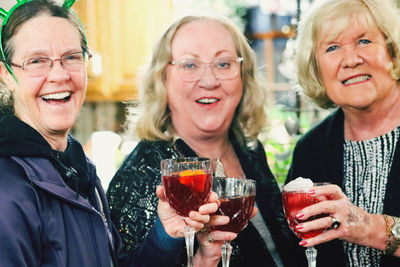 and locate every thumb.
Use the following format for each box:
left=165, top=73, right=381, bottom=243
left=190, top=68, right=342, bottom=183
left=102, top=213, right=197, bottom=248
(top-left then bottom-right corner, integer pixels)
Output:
left=156, top=185, right=166, bottom=201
